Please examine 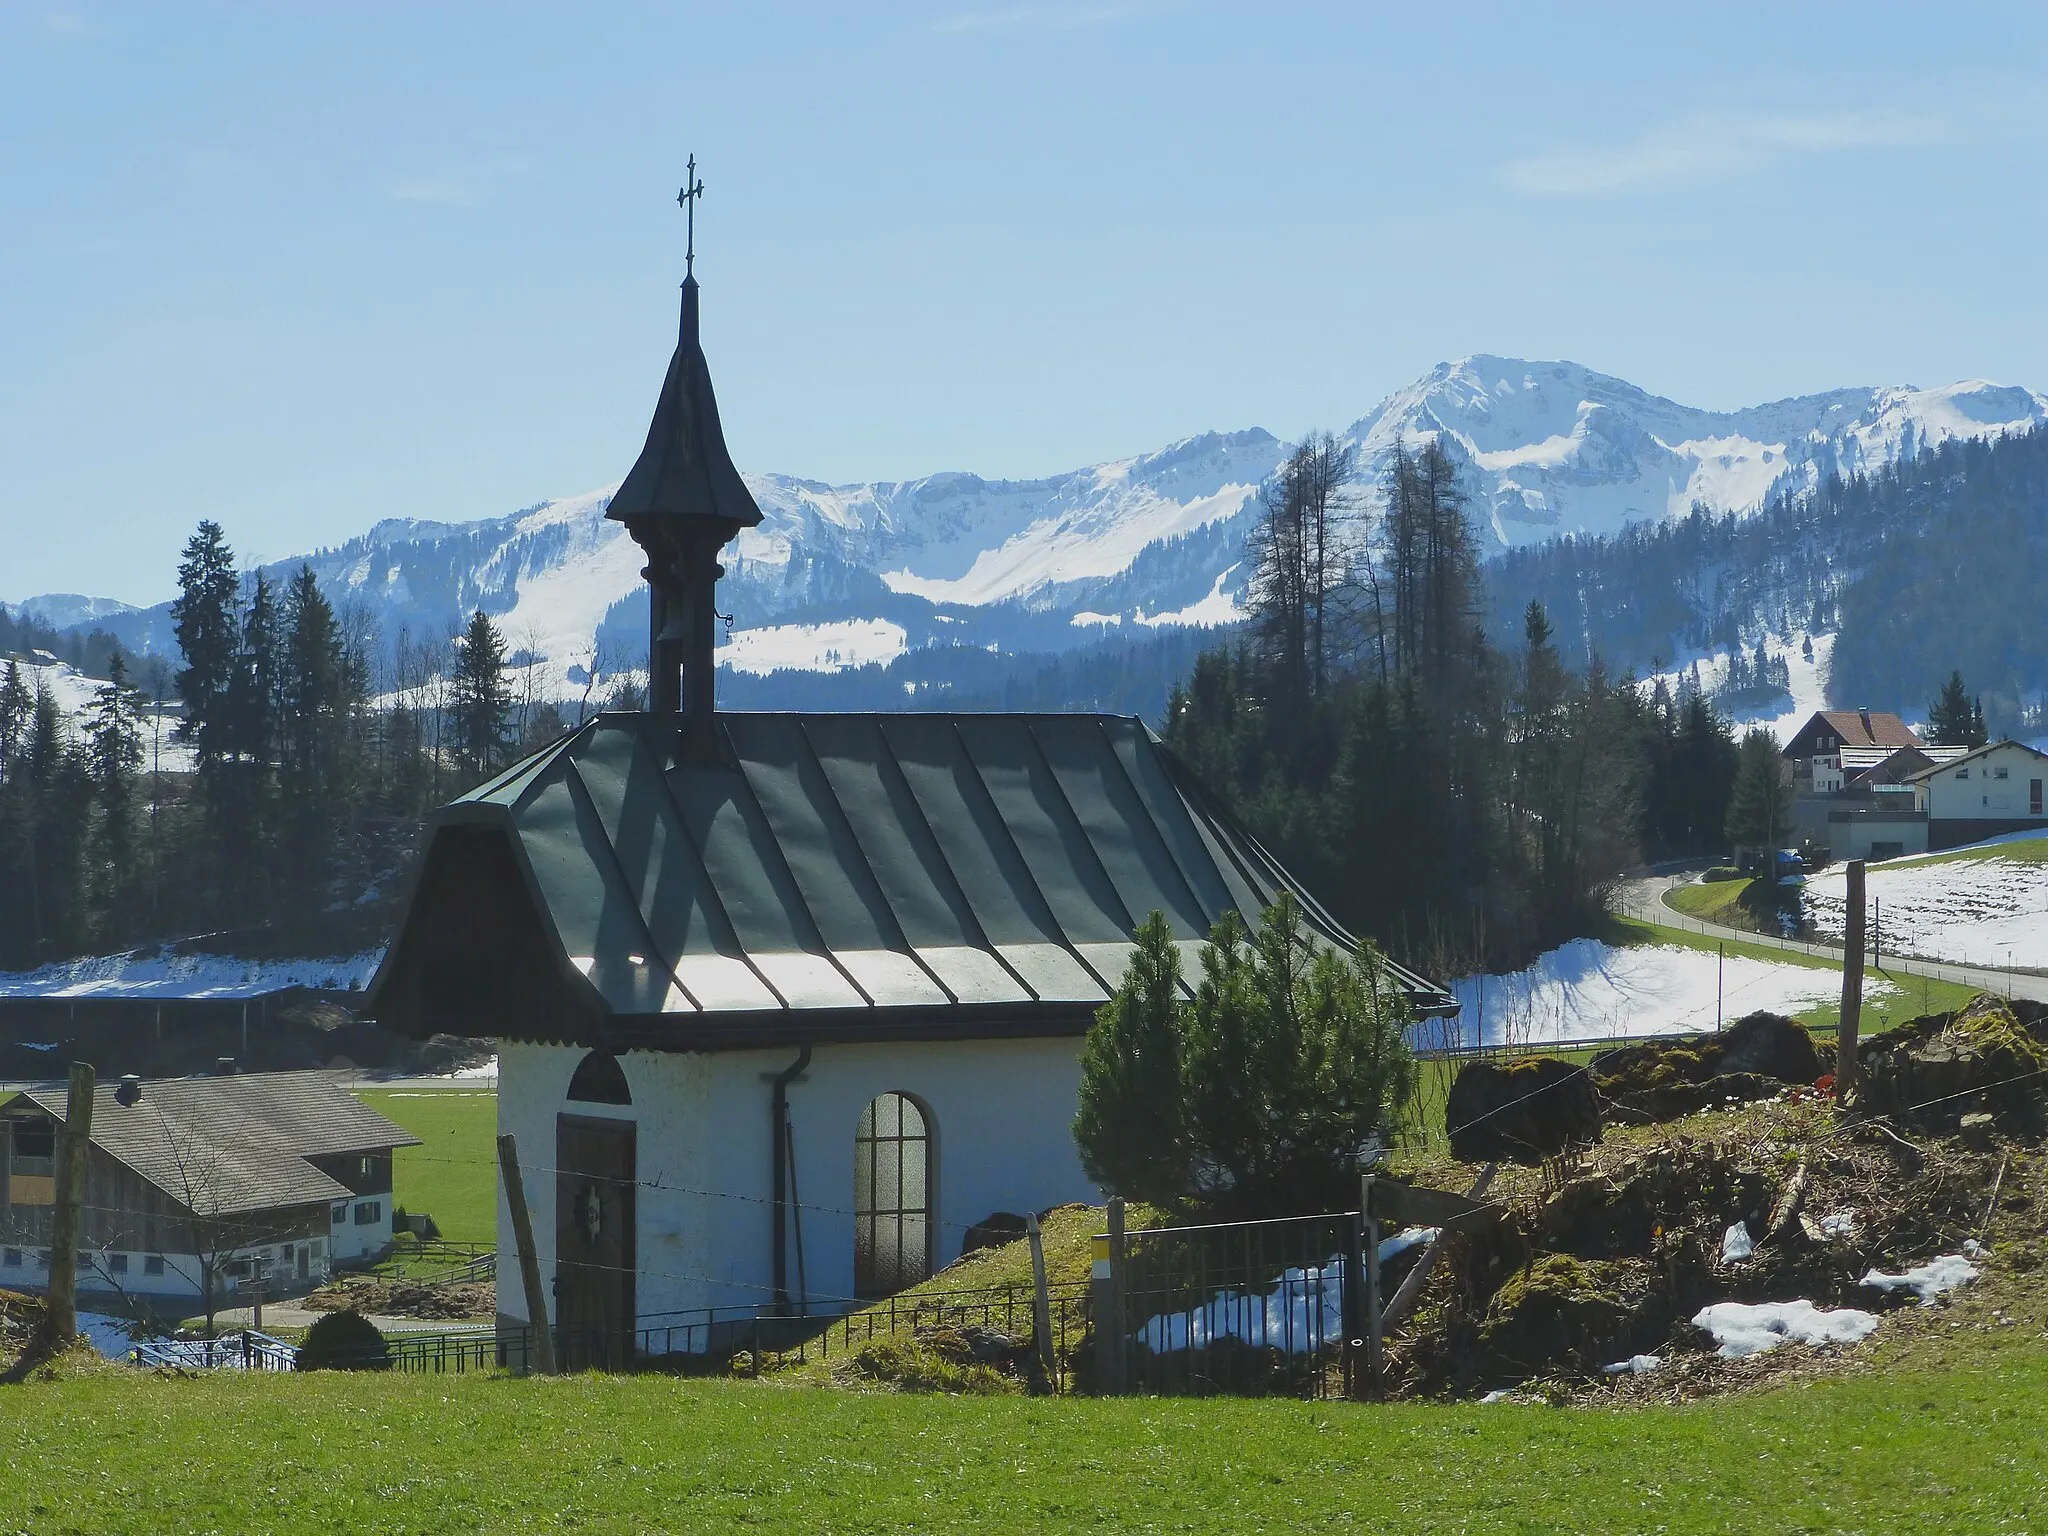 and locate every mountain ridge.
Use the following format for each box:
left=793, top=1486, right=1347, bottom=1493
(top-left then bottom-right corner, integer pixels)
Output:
left=22, top=358, right=2044, bottom=707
